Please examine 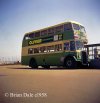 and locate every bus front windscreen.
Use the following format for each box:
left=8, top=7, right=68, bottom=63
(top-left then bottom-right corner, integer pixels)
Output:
left=75, top=41, right=84, bottom=50
left=72, top=23, right=80, bottom=30
left=80, top=25, right=86, bottom=33
left=72, top=23, right=86, bottom=33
